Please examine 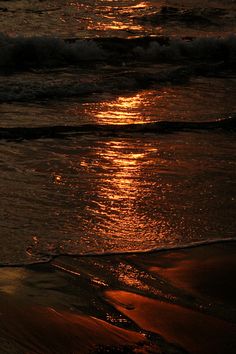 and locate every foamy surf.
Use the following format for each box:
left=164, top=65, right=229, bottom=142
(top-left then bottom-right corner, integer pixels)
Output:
left=0, top=34, right=236, bottom=70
